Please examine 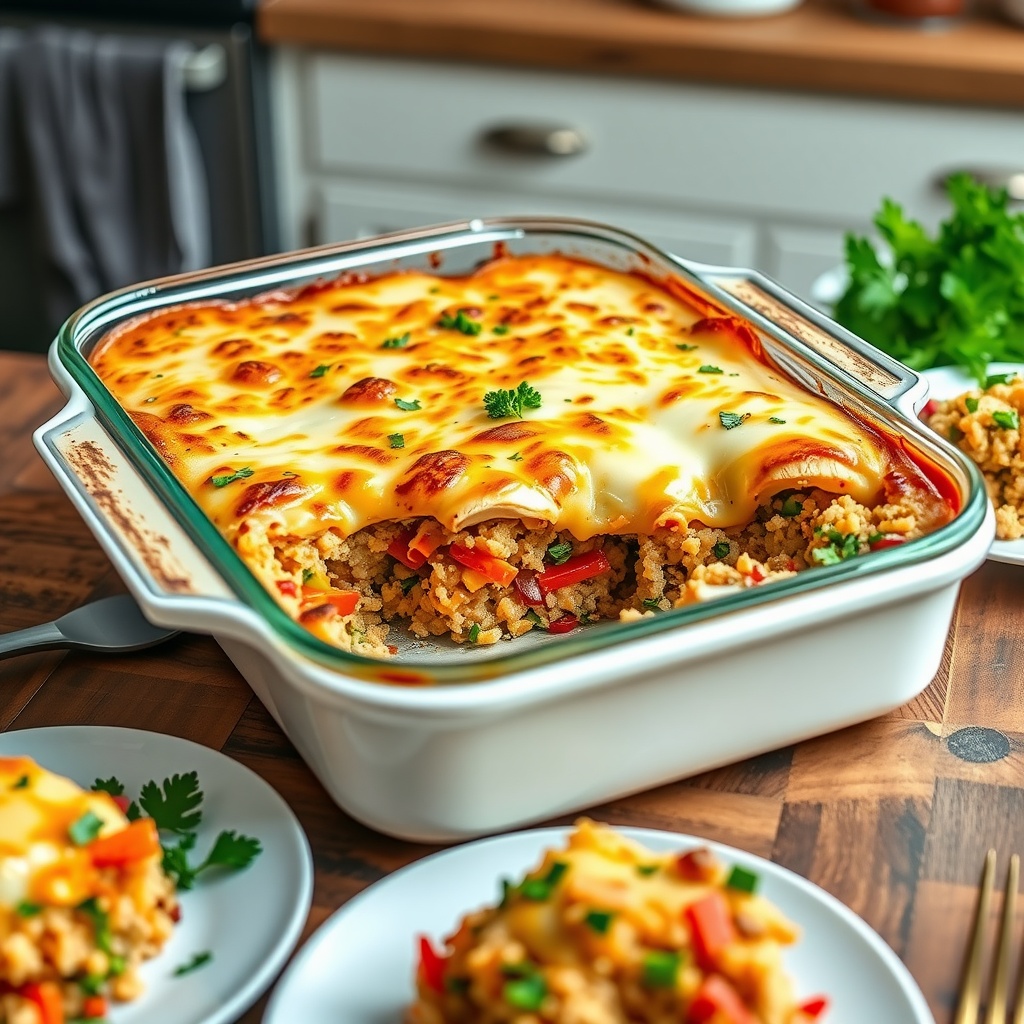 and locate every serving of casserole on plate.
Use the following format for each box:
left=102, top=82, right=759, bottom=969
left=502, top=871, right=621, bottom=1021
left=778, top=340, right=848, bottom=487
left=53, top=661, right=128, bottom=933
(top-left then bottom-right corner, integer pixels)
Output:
left=34, top=218, right=993, bottom=839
